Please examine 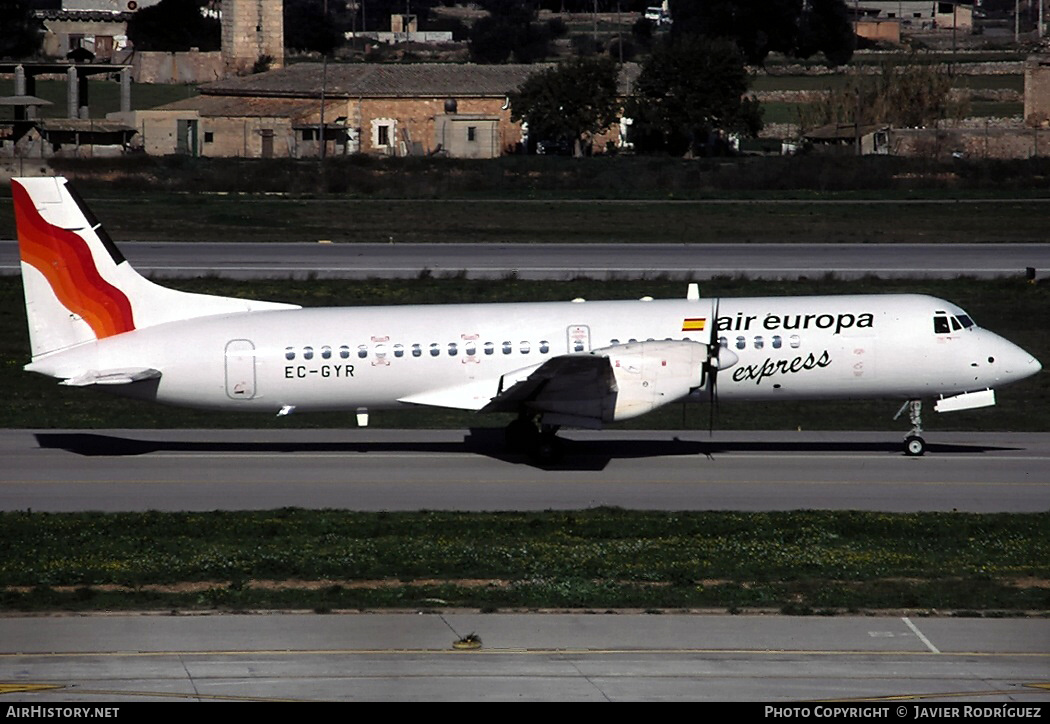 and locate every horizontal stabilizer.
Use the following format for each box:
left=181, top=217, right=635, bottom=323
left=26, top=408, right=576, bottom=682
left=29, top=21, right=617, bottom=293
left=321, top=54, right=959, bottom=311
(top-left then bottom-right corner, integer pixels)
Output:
left=59, top=368, right=162, bottom=387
